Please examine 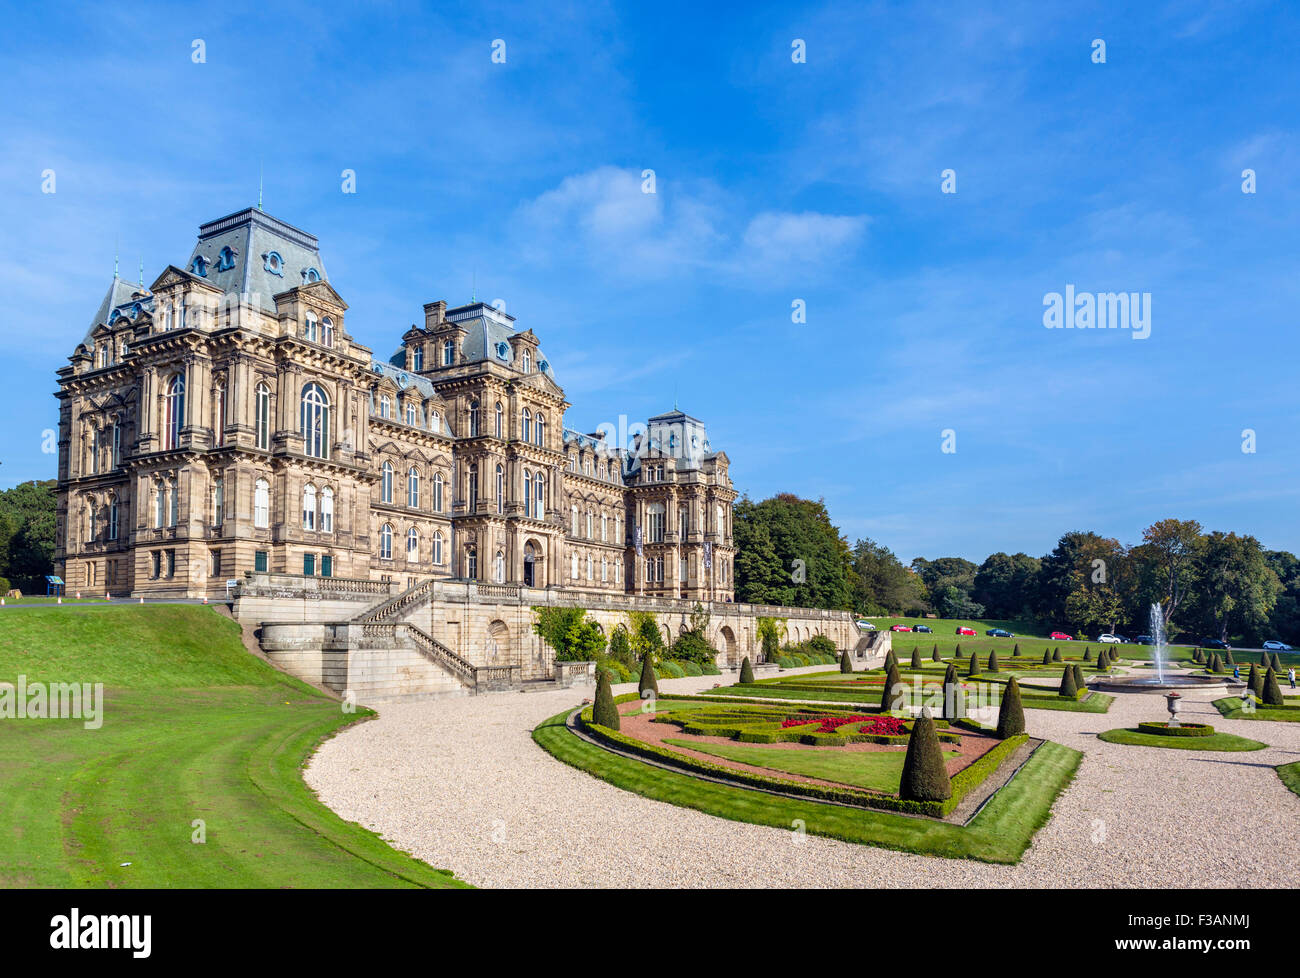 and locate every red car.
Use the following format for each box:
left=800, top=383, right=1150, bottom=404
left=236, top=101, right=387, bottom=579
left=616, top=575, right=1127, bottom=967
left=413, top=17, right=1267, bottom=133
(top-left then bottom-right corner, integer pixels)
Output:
left=889, top=624, right=912, bottom=632
left=956, top=626, right=976, bottom=636
left=1050, top=631, right=1073, bottom=641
